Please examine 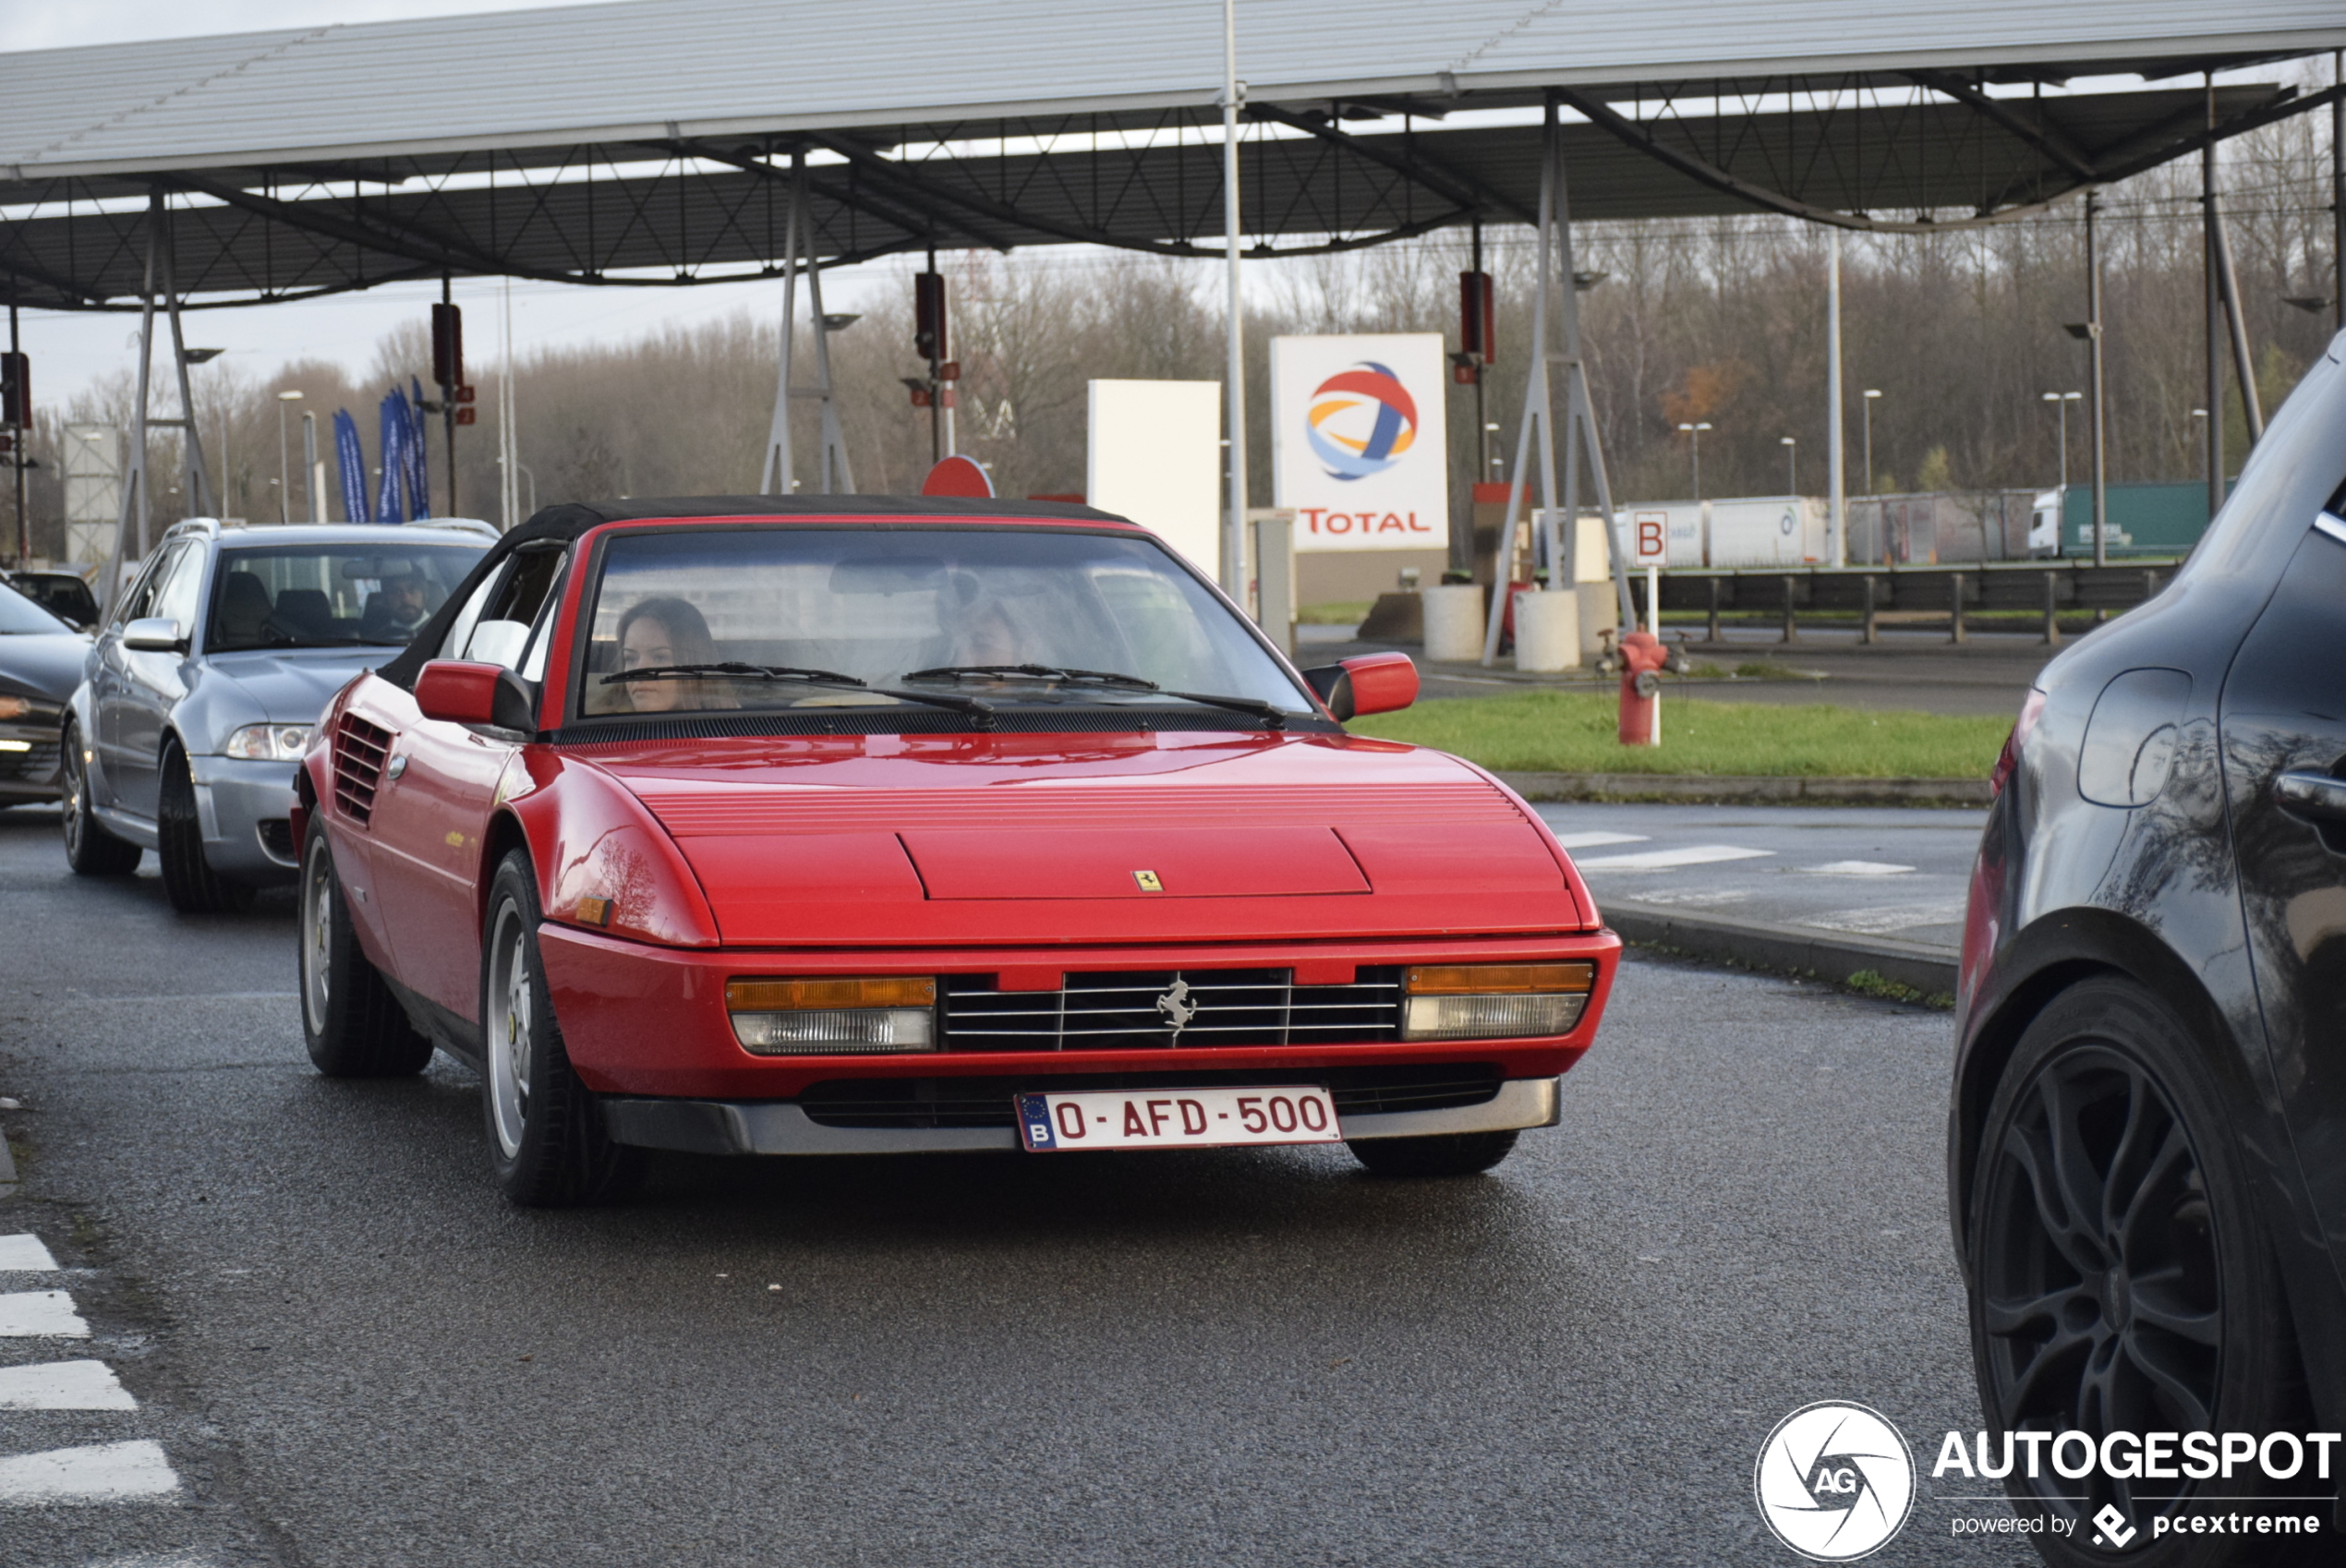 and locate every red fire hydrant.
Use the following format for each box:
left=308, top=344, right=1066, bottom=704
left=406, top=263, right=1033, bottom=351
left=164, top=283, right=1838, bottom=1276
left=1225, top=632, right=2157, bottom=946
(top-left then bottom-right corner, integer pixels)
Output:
left=1617, top=630, right=1670, bottom=746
